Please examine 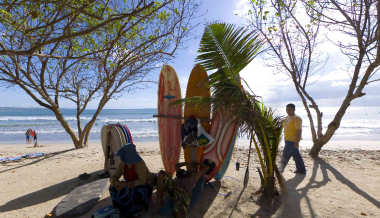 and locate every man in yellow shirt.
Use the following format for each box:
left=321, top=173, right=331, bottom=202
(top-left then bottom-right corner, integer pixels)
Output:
left=280, top=103, right=306, bottom=174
